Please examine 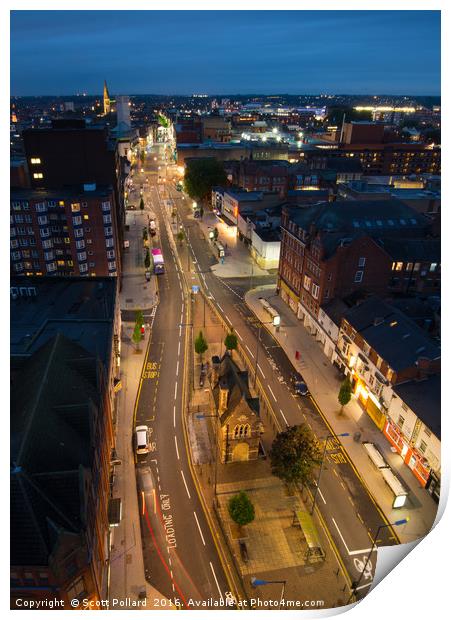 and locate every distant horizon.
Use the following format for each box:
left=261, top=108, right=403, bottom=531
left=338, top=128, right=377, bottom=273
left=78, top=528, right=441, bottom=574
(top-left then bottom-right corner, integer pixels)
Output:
left=10, top=92, right=441, bottom=99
